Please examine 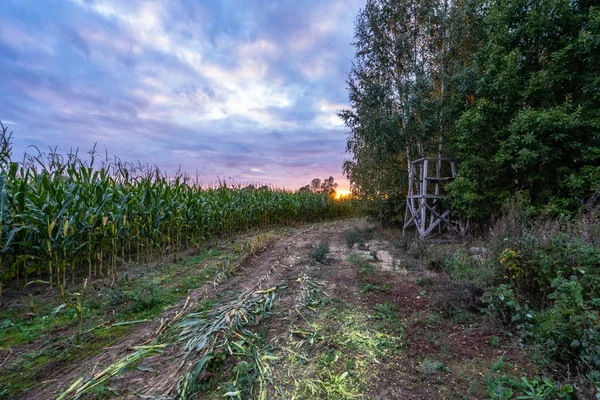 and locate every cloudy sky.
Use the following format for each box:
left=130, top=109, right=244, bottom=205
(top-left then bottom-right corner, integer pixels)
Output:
left=0, top=0, right=364, bottom=190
